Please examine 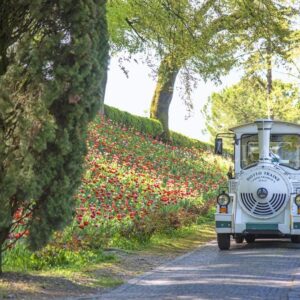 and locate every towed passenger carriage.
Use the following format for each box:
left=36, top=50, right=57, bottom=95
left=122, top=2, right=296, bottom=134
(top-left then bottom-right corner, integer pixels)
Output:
left=215, top=119, right=300, bottom=250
